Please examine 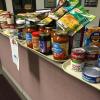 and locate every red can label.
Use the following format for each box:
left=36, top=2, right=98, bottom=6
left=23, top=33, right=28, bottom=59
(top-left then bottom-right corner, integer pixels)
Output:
left=71, top=48, right=85, bottom=61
